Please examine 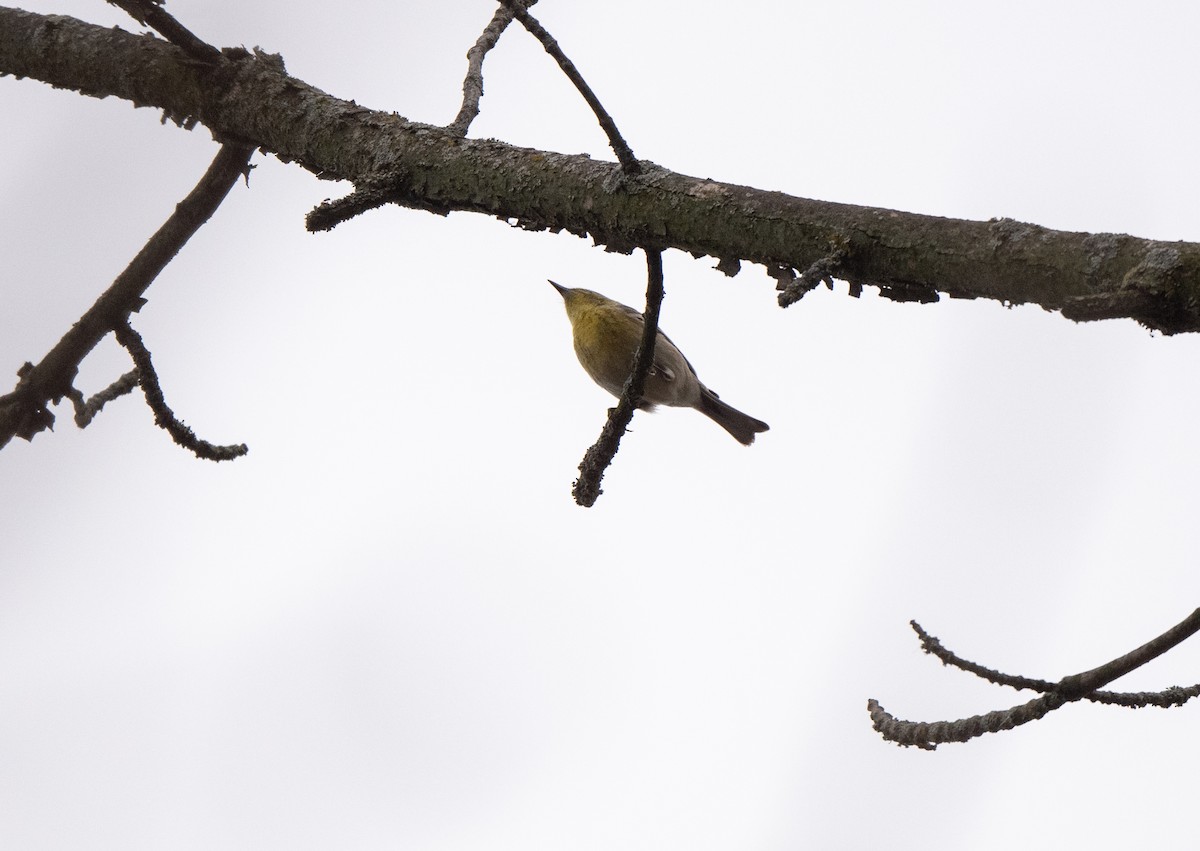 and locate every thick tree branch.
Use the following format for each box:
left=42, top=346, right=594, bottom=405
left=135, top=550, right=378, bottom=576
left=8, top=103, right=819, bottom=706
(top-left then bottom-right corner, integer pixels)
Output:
left=4, top=8, right=1200, bottom=333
